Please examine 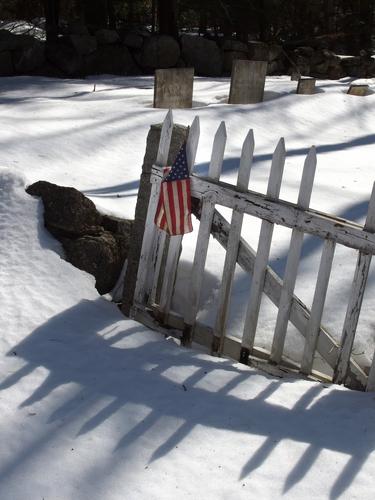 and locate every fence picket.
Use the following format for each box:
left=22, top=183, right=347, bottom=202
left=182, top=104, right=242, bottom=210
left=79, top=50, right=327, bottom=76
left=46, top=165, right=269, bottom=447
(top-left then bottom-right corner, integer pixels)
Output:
left=367, top=329, right=375, bottom=390
left=334, top=183, right=375, bottom=385
left=270, top=147, right=317, bottom=364
left=134, top=110, right=174, bottom=307
left=212, top=130, right=255, bottom=354
left=182, top=121, right=227, bottom=345
left=157, top=116, right=201, bottom=320
left=300, top=239, right=336, bottom=375
left=240, top=138, right=285, bottom=362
